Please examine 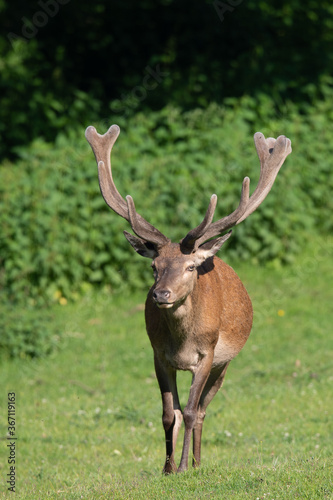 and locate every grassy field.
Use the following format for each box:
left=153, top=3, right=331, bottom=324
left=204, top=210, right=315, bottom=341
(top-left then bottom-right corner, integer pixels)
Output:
left=1, top=236, right=332, bottom=499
